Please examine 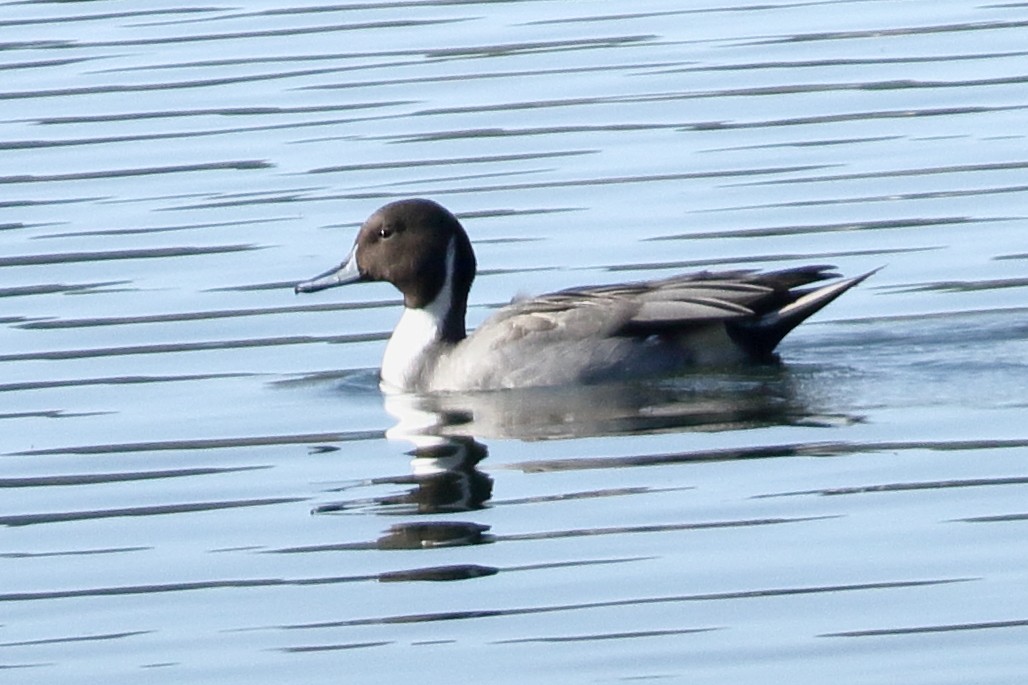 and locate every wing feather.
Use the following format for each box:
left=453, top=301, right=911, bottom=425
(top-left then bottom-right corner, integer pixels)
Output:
left=473, top=266, right=842, bottom=346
